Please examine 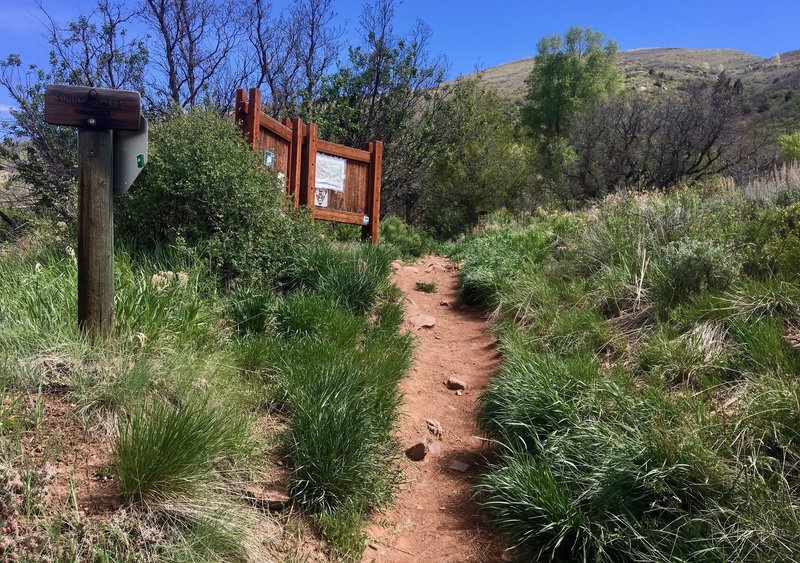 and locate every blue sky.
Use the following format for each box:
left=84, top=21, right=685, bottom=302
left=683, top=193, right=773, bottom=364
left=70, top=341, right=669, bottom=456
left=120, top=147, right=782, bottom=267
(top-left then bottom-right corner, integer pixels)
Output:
left=1, top=0, right=799, bottom=113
